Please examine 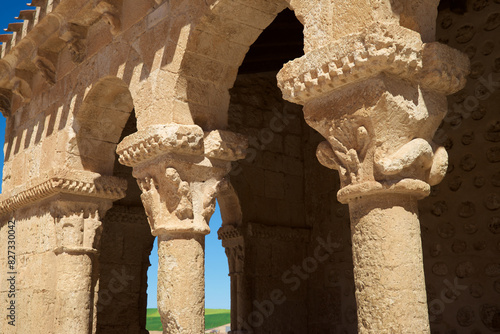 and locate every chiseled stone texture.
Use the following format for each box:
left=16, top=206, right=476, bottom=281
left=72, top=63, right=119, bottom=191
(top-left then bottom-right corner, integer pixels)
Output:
left=0, top=209, right=57, bottom=334
left=227, top=71, right=357, bottom=333
left=0, top=0, right=497, bottom=333
left=96, top=205, right=154, bottom=334
left=420, top=2, right=500, bottom=332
